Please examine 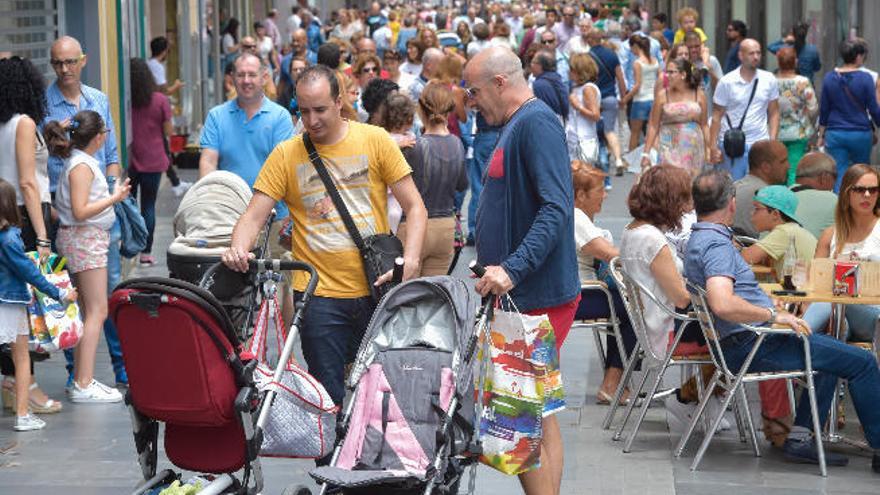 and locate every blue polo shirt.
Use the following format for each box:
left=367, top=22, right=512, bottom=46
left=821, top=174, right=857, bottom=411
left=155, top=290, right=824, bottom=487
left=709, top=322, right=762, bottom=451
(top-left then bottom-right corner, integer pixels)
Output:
left=43, top=82, right=119, bottom=192
left=684, top=221, right=773, bottom=339
left=200, top=96, right=294, bottom=218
